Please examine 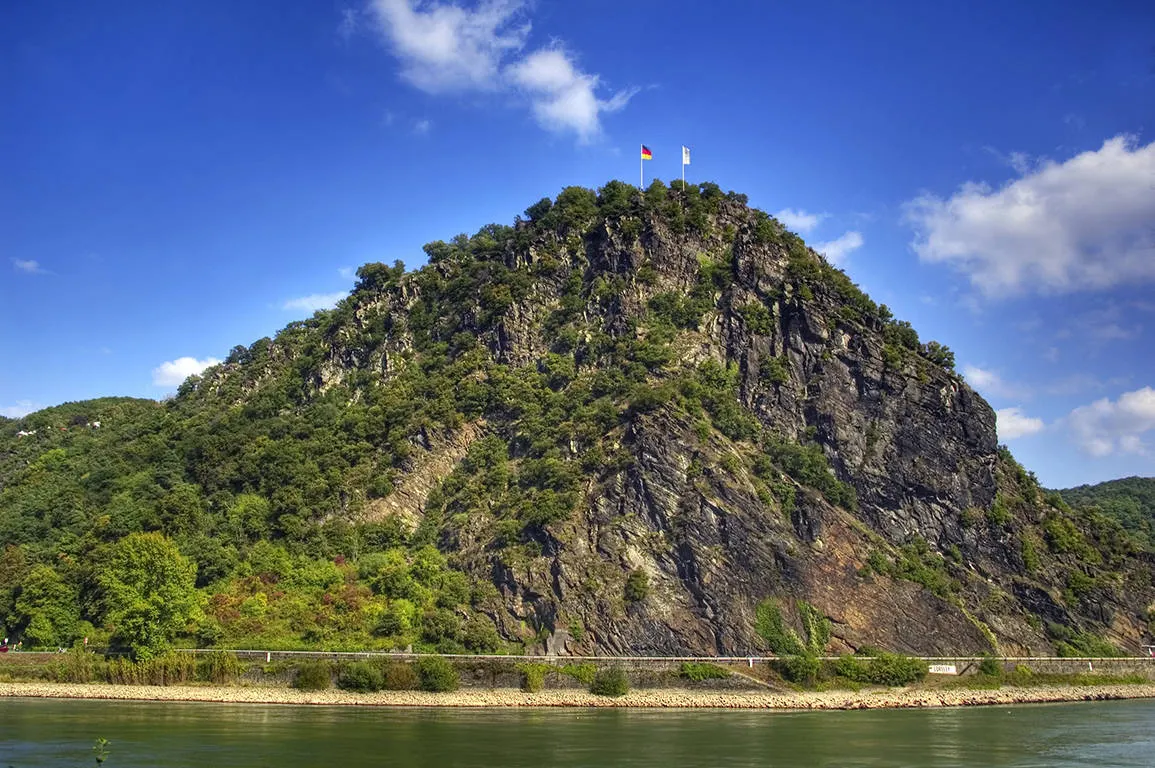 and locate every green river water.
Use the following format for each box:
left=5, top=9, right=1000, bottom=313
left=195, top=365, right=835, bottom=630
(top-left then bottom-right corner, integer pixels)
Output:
left=1, top=697, right=1153, bottom=767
